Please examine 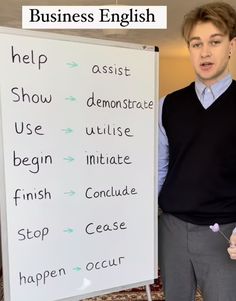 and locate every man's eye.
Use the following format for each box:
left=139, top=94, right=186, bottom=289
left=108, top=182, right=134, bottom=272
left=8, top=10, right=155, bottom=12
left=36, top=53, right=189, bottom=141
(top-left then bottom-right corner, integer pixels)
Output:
left=210, top=40, right=221, bottom=46
left=191, top=43, right=201, bottom=48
